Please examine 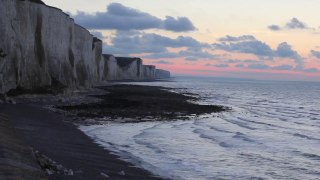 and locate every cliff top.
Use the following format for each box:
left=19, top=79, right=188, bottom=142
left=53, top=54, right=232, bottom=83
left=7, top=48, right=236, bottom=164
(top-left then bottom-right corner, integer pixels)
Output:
left=102, top=54, right=113, bottom=59
left=93, top=37, right=102, bottom=43
left=143, top=65, right=156, bottom=68
left=116, top=57, right=142, bottom=68
left=19, top=0, right=46, bottom=5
